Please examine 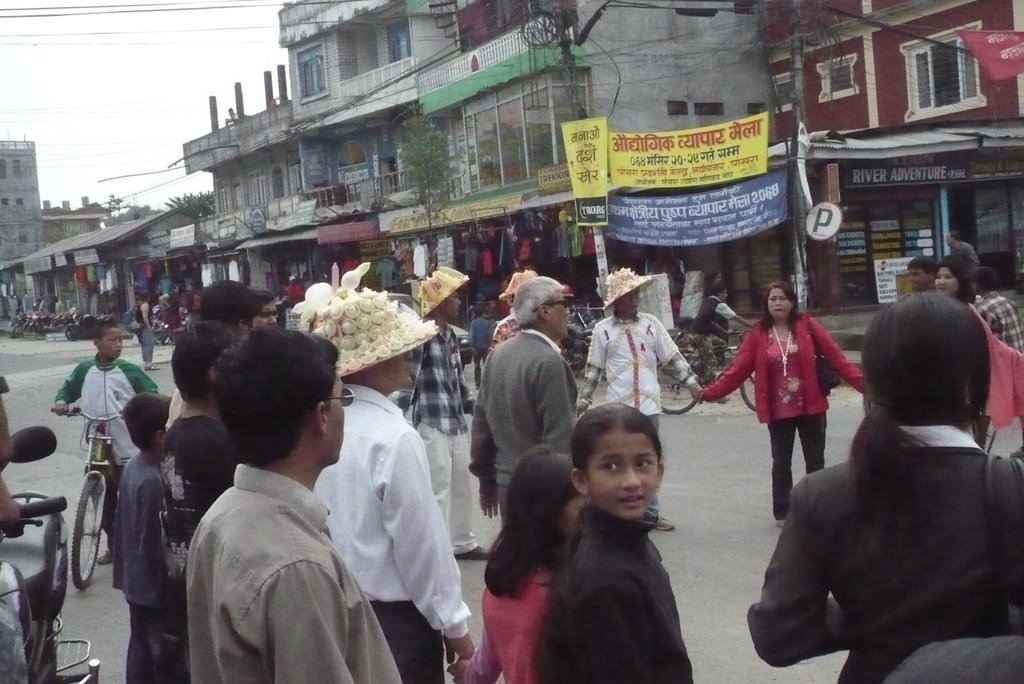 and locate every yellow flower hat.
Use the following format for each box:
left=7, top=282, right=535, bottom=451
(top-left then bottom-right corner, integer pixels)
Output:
left=603, top=268, right=653, bottom=308
left=419, top=267, right=470, bottom=316
left=498, top=269, right=539, bottom=301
